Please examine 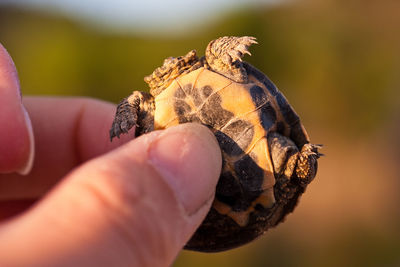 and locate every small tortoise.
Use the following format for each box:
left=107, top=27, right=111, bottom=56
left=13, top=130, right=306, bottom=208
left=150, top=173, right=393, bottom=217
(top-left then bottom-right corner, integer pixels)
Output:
left=110, top=36, right=321, bottom=252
